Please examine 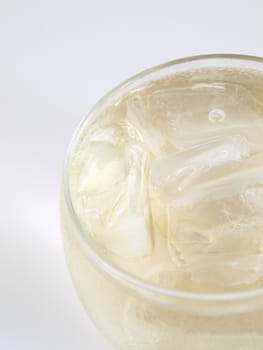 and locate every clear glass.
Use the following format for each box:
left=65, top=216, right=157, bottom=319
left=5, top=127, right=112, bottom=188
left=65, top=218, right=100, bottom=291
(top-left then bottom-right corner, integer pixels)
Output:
left=61, top=54, right=263, bottom=350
